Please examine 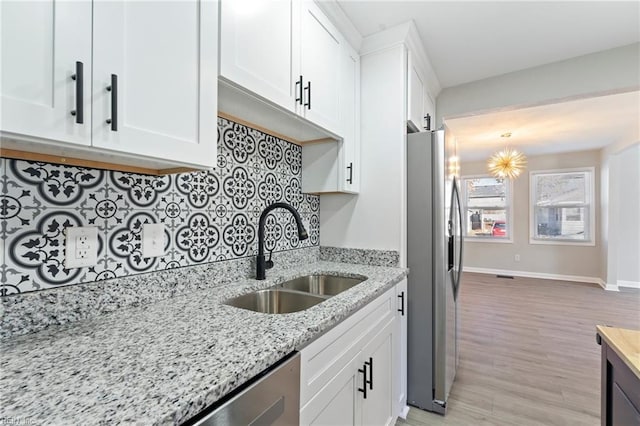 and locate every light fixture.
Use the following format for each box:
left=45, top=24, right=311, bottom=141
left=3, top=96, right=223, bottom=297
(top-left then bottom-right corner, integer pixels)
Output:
left=487, top=132, right=527, bottom=179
